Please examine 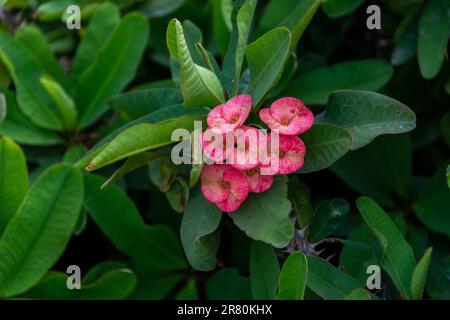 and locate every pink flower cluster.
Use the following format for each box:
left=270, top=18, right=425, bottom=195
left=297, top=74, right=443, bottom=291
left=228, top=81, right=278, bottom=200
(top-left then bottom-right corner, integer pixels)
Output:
left=200, top=95, right=314, bottom=213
